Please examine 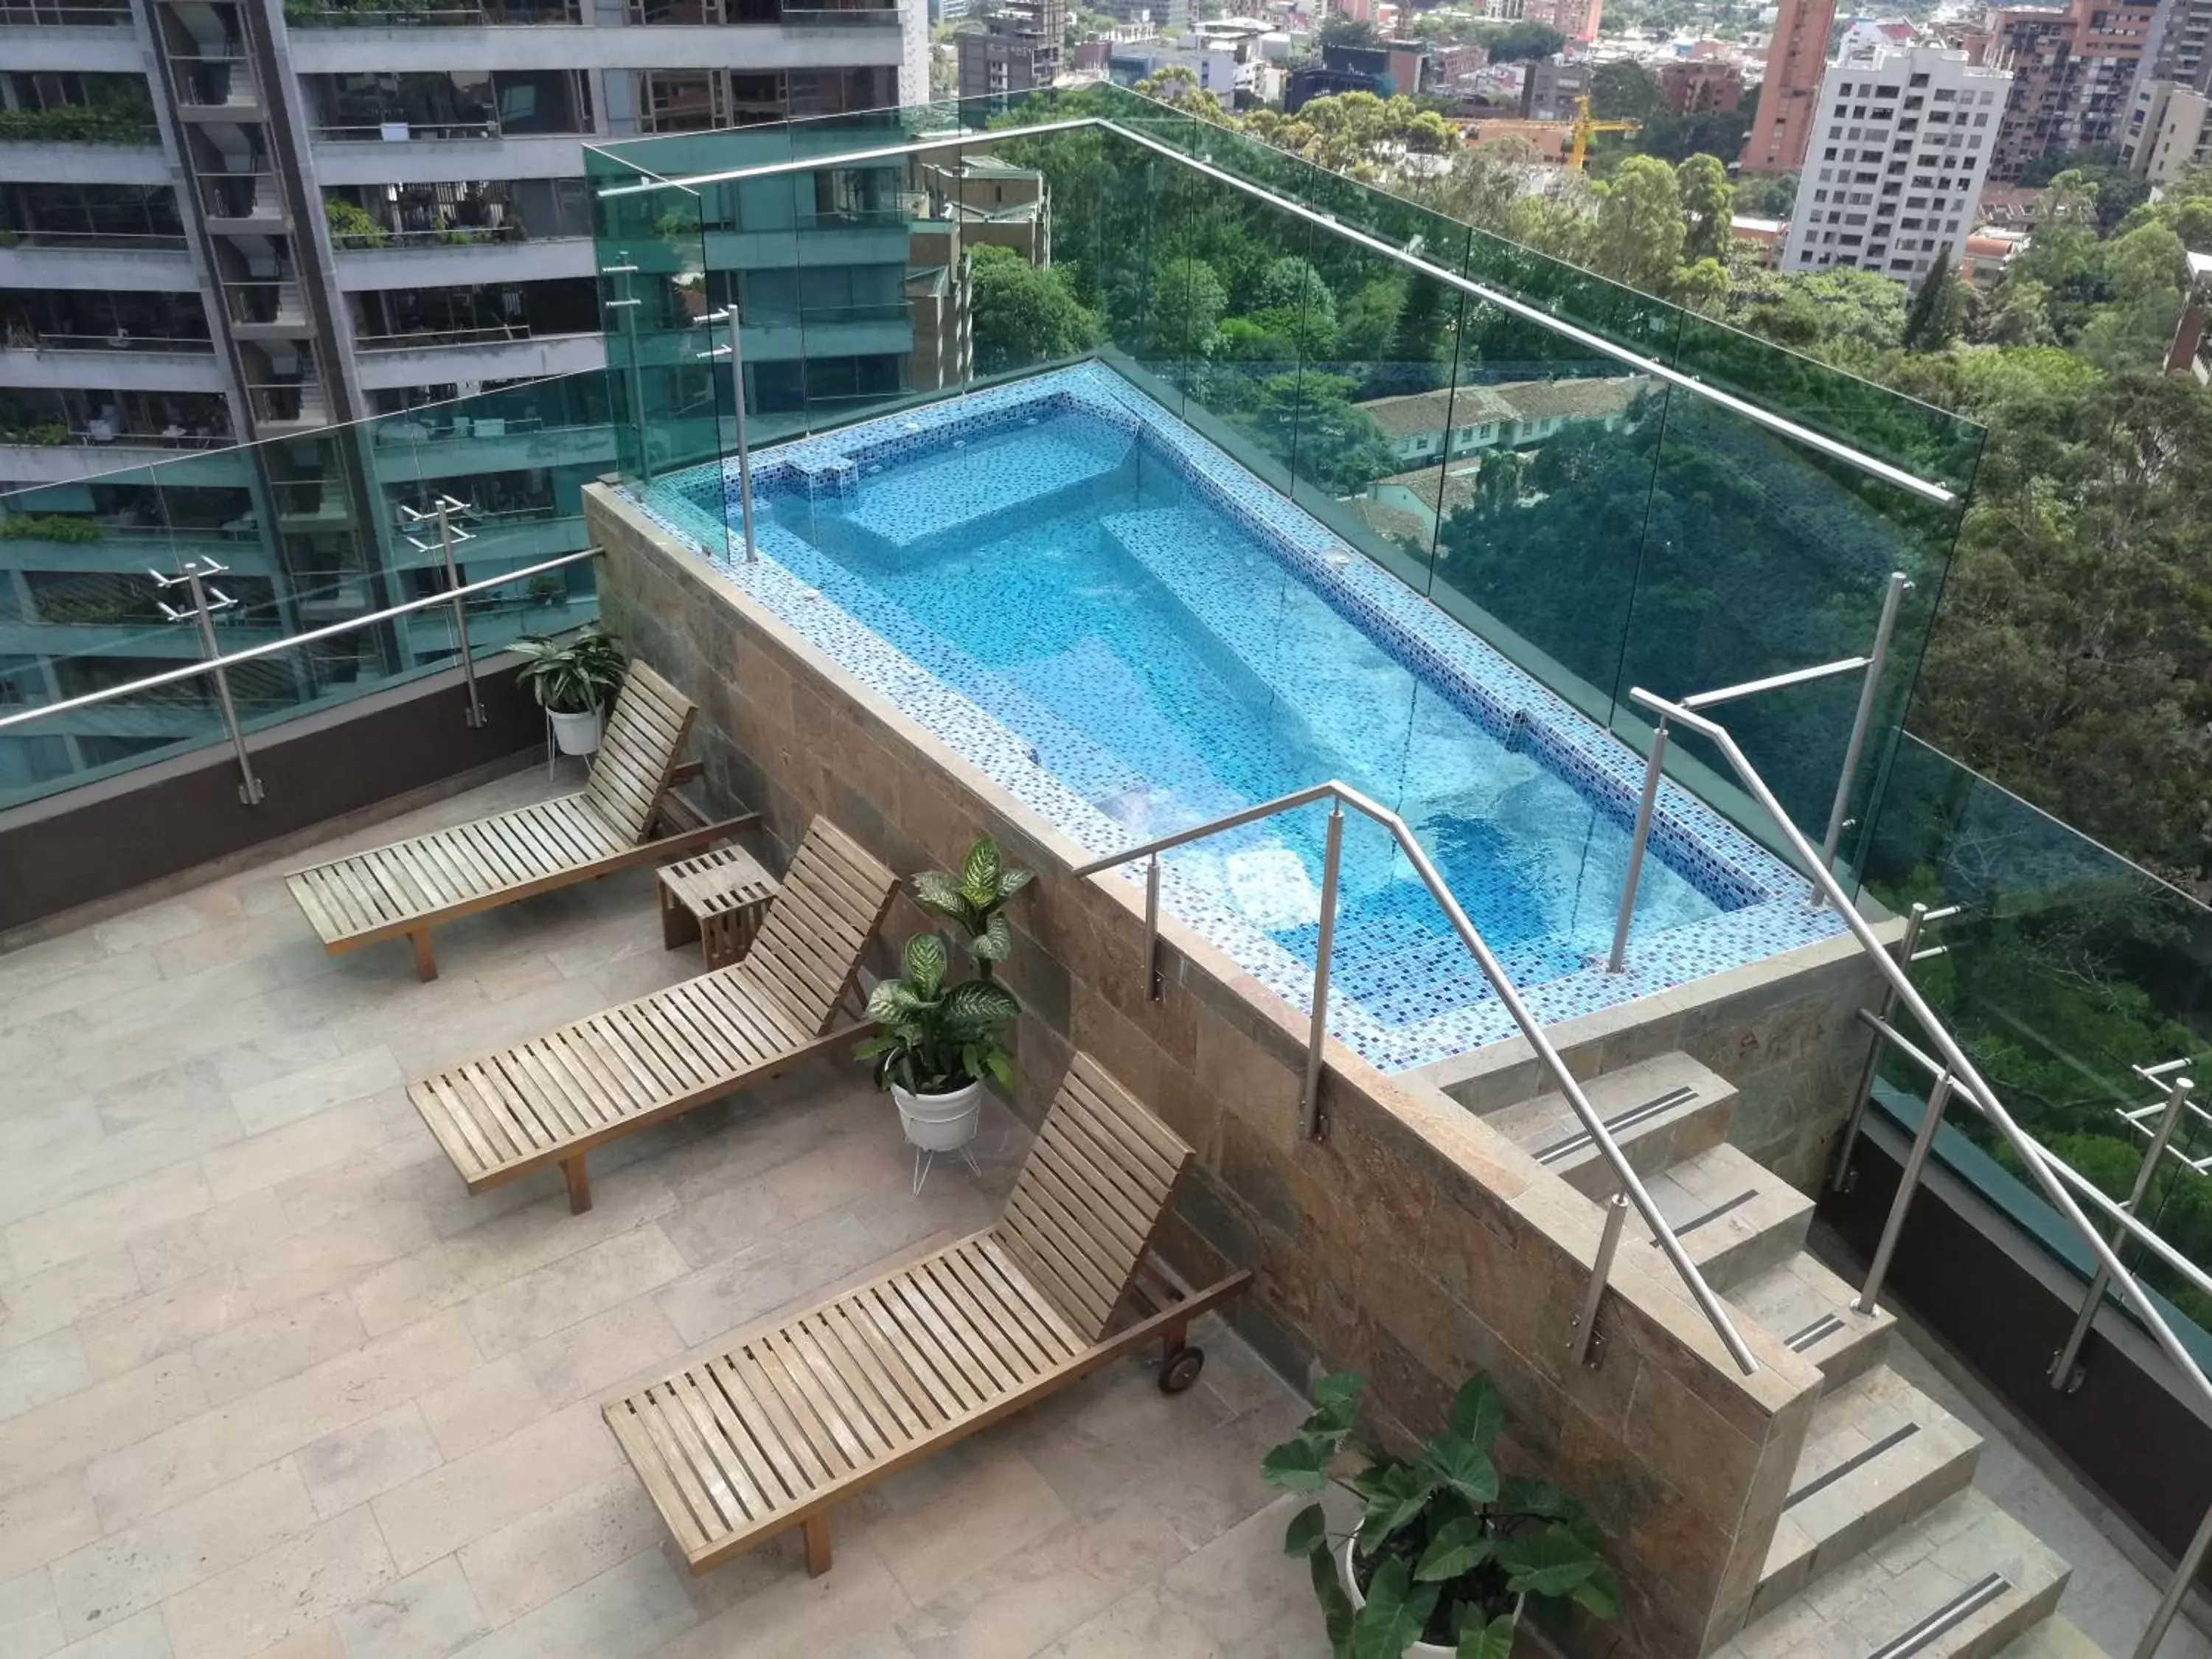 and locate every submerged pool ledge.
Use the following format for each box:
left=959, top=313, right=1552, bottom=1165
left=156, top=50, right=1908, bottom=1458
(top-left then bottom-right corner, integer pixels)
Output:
left=623, top=363, right=1848, bottom=1074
